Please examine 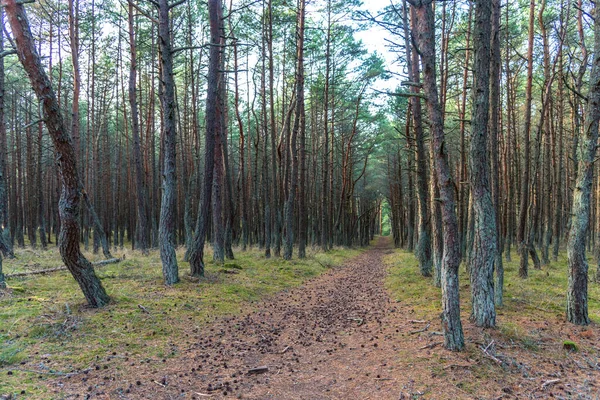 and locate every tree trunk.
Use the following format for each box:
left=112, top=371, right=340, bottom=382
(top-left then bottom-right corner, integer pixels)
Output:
left=566, top=0, right=600, bottom=326
left=4, top=0, right=109, bottom=307
left=189, top=0, right=222, bottom=276
left=411, top=0, right=464, bottom=351
left=407, top=4, right=432, bottom=277
left=517, top=0, right=536, bottom=279
left=490, top=0, right=503, bottom=307
left=128, top=1, right=150, bottom=254
left=283, top=0, right=305, bottom=260
left=158, top=0, right=179, bottom=285
left=468, top=0, right=497, bottom=328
